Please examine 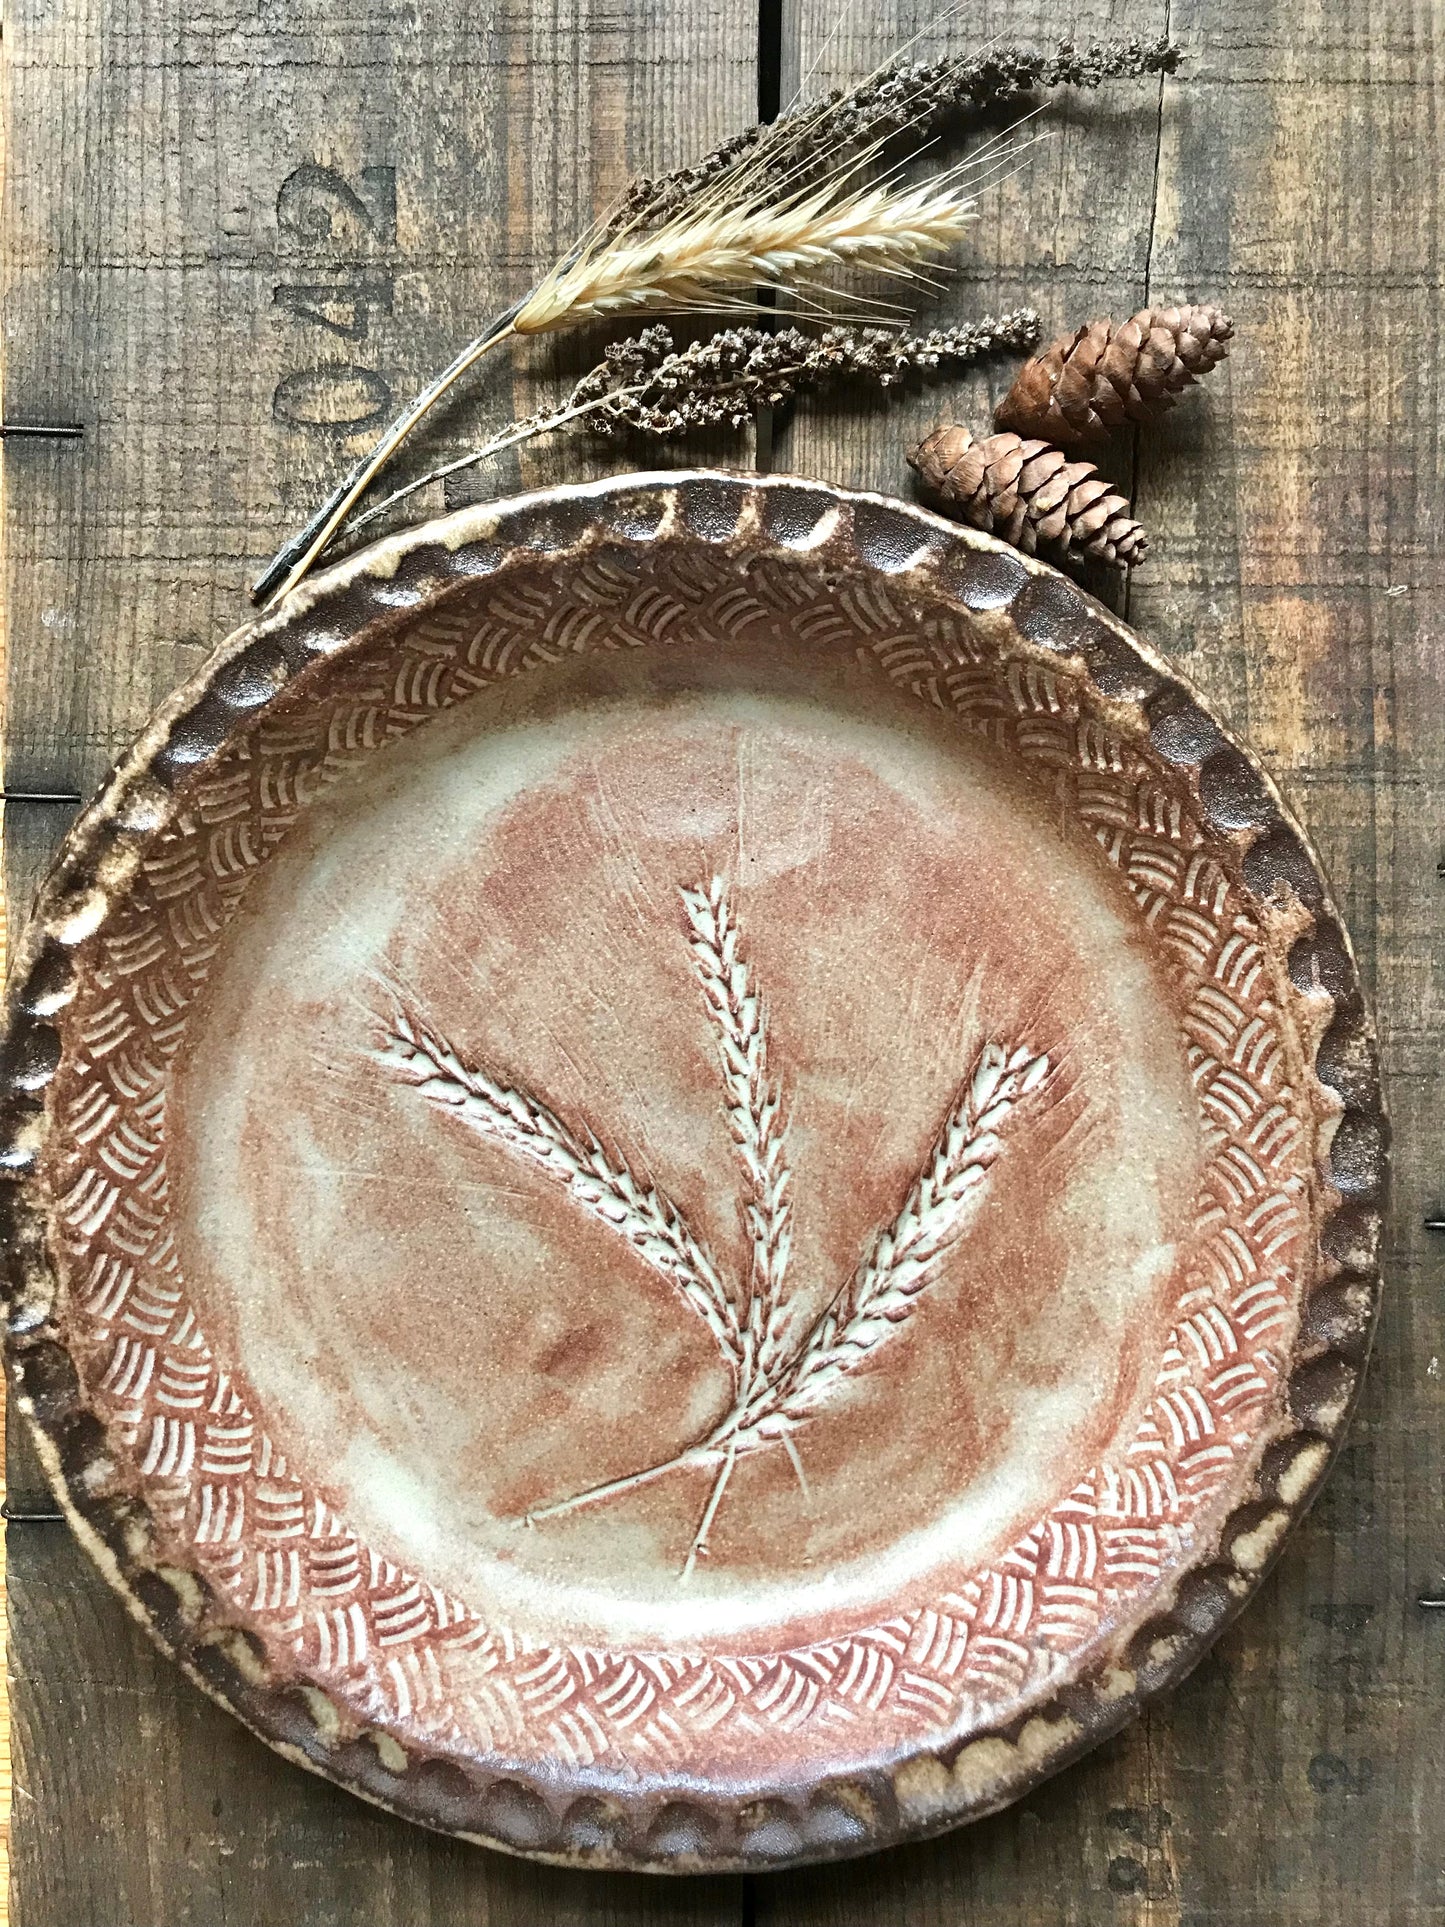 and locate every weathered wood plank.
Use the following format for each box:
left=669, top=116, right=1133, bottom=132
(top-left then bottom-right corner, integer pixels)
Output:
left=3, top=0, right=756, bottom=1919
left=759, top=2, right=1444, bottom=1924
left=1119, top=9, right=1445, bottom=1916
left=2, top=0, right=759, bottom=794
